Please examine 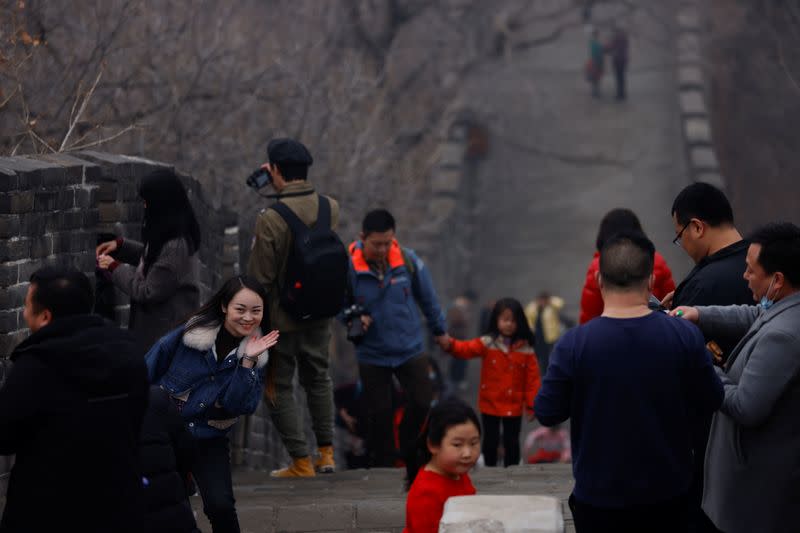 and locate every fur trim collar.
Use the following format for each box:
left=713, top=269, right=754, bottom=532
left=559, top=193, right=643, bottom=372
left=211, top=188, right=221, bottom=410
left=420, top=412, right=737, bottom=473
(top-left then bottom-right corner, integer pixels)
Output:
left=182, top=323, right=269, bottom=369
